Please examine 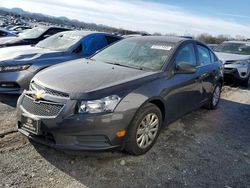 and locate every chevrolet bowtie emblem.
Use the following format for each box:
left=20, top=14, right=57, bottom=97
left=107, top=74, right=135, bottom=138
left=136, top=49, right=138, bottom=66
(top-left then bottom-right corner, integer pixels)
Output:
left=35, top=90, right=46, bottom=99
